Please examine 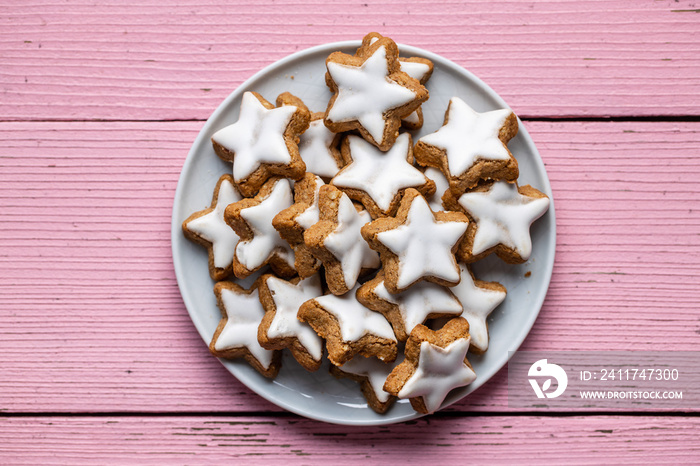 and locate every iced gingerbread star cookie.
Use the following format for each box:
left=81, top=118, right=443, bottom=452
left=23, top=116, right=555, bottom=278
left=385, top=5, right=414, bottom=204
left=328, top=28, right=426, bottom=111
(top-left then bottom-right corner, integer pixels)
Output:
left=422, top=166, right=450, bottom=212
left=357, top=271, right=463, bottom=342
left=272, top=173, right=324, bottom=278
left=212, top=91, right=310, bottom=197
left=397, top=57, right=434, bottom=129
left=450, top=263, right=506, bottom=353
left=224, top=177, right=296, bottom=278
left=257, top=274, right=325, bottom=371
left=361, top=189, right=469, bottom=293
left=298, top=284, right=397, bottom=366
left=304, top=185, right=380, bottom=296
left=298, top=112, right=344, bottom=180
left=324, top=35, right=428, bottom=150
left=331, top=133, right=435, bottom=218
left=182, top=174, right=242, bottom=281
left=357, top=32, right=434, bottom=130
left=383, top=317, right=476, bottom=414
left=209, top=280, right=282, bottom=378
left=414, top=97, right=519, bottom=194
left=443, top=180, right=550, bottom=263
left=330, top=353, right=404, bottom=414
